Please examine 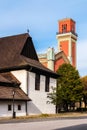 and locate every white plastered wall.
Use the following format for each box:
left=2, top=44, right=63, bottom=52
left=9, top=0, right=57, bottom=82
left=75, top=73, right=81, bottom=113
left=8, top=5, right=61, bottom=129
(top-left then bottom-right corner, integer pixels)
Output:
left=11, top=70, right=57, bottom=115
left=11, top=70, right=27, bottom=94
left=28, top=72, right=57, bottom=115
left=0, top=101, right=26, bottom=117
